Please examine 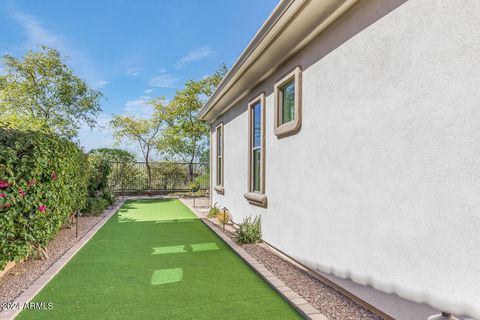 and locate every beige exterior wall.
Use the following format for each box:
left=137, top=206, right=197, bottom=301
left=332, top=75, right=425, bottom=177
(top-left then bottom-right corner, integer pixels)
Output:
left=211, top=0, right=480, bottom=317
